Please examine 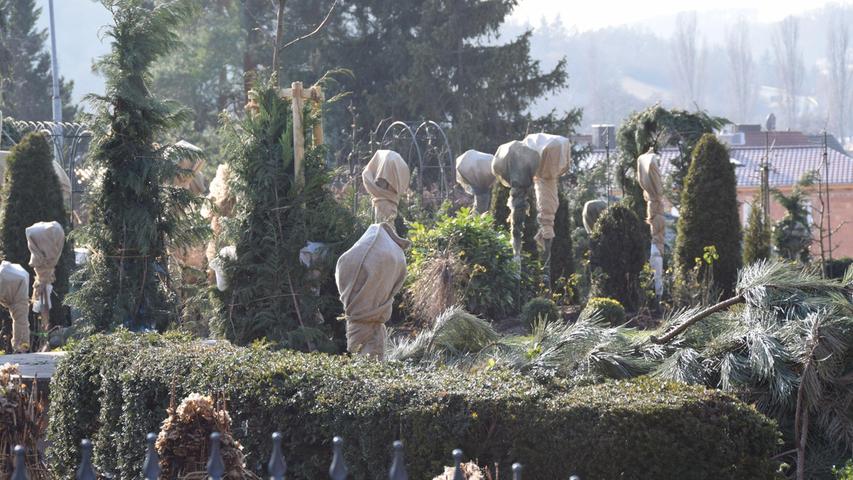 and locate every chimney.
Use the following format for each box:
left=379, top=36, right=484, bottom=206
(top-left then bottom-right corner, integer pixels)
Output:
left=591, top=124, right=616, bottom=149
